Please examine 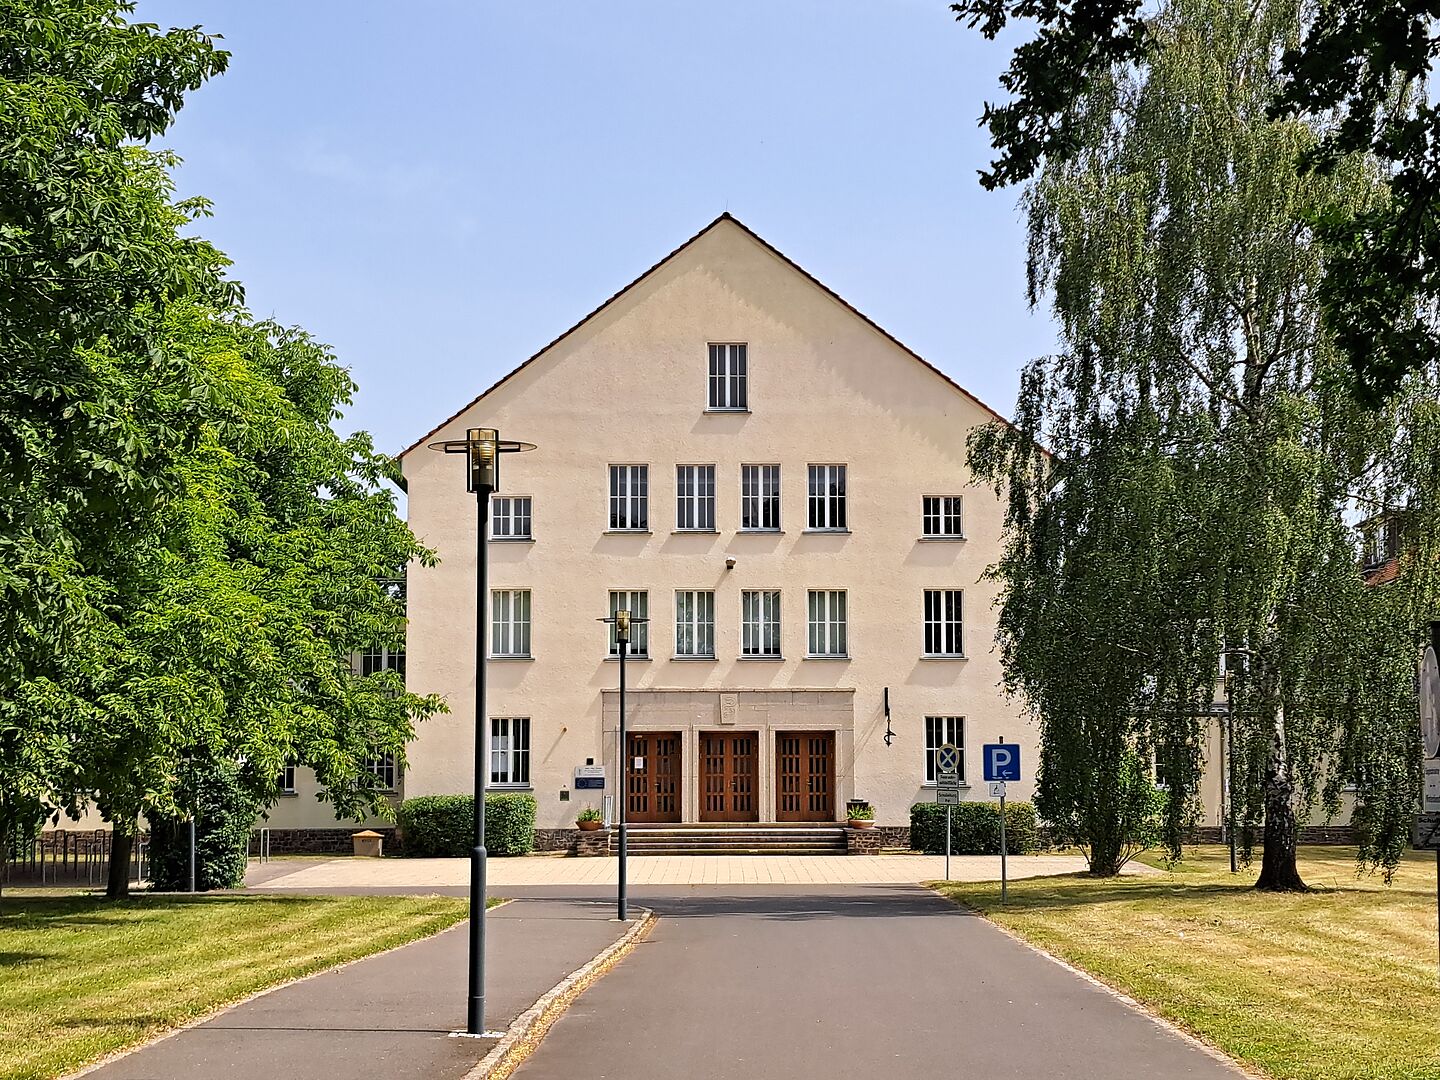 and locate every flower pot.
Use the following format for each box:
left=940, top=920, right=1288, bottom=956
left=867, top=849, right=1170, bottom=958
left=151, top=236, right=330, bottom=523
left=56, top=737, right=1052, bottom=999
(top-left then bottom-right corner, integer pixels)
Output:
left=848, top=819, right=875, bottom=830
left=577, top=819, right=602, bottom=831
